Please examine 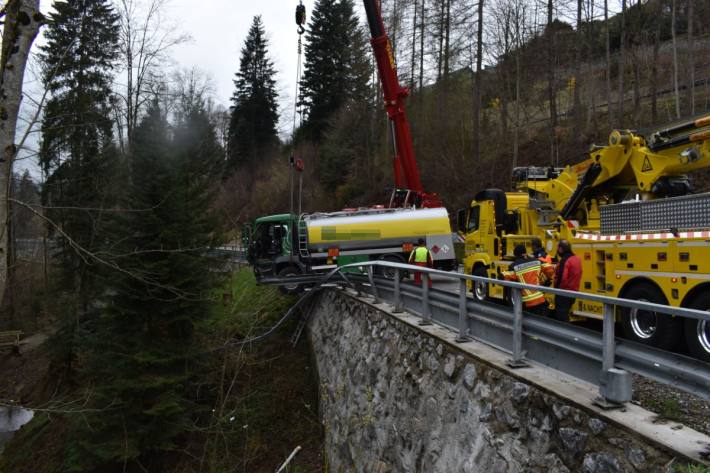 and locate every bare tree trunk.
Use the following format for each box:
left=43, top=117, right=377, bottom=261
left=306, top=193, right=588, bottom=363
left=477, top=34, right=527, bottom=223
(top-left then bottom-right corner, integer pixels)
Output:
left=617, top=0, right=626, bottom=126
left=472, top=0, right=484, bottom=163
left=651, top=0, right=660, bottom=123
left=633, top=61, right=640, bottom=121
left=419, top=0, right=425, bottom=93
left=671, top=0, right=680, bottom=119
left=513, top=30, right=521, bottom=169
left=686, top=0, right=695, bottom=115
left=116, top=0, right=190, bottom=152
left=604, top=0, right=611, bottom=129
left=547, top=0, right=558, bottom=163
left=437, top=0, right=444, bottom=82
left=0, top=0, right=43, bottom=308
left=573, top=0, right=582, bottom=135
left=410, top=0, right=418, bottom=89
left=587, top=0, right=596, bottom=131
left=443, top=0, right=451, bottom=81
